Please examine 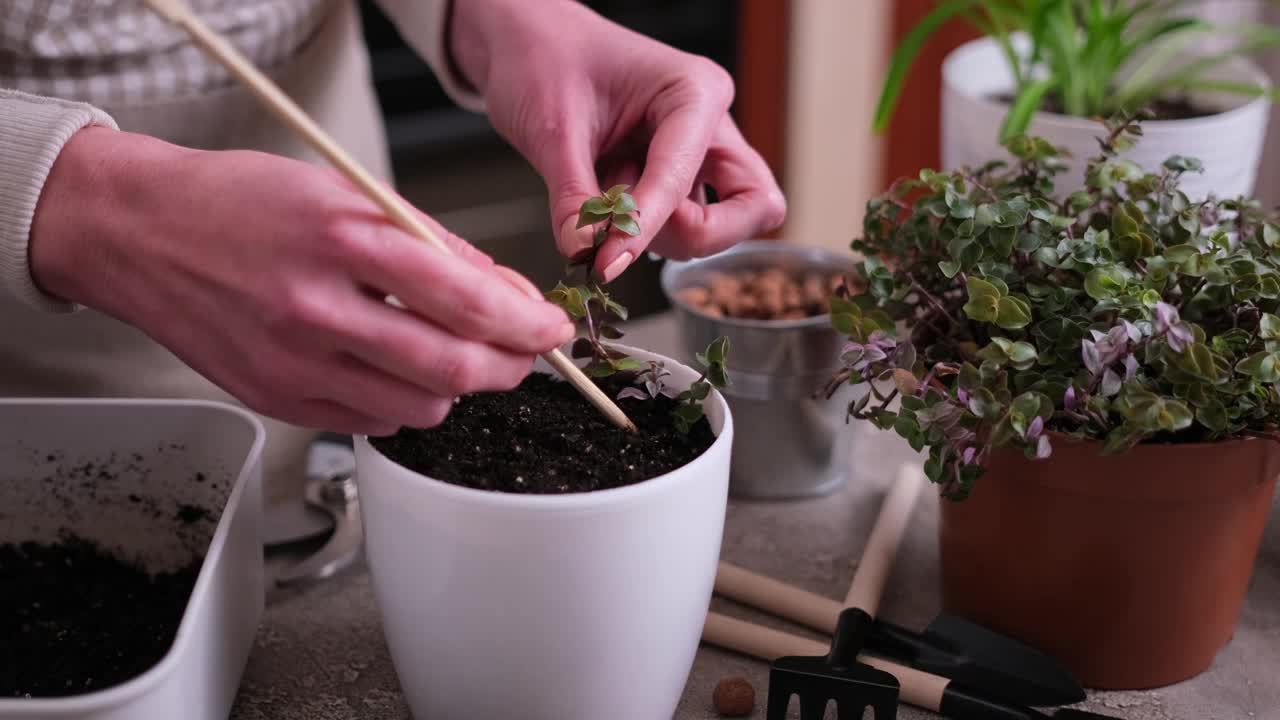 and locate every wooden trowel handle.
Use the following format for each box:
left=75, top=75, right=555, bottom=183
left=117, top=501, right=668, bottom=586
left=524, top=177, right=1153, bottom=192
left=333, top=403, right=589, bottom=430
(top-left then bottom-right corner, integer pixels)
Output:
left=702, top=611, right=948, bottom=711
left=845, top=463, right=925, bottom=615
left=715, top=561, right=843, bottom=635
